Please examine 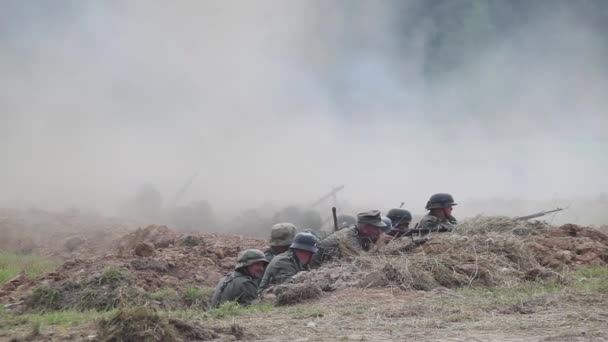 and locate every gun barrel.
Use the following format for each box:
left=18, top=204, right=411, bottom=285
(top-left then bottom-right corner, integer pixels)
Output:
left=514, top=208, right=564, bottom=221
